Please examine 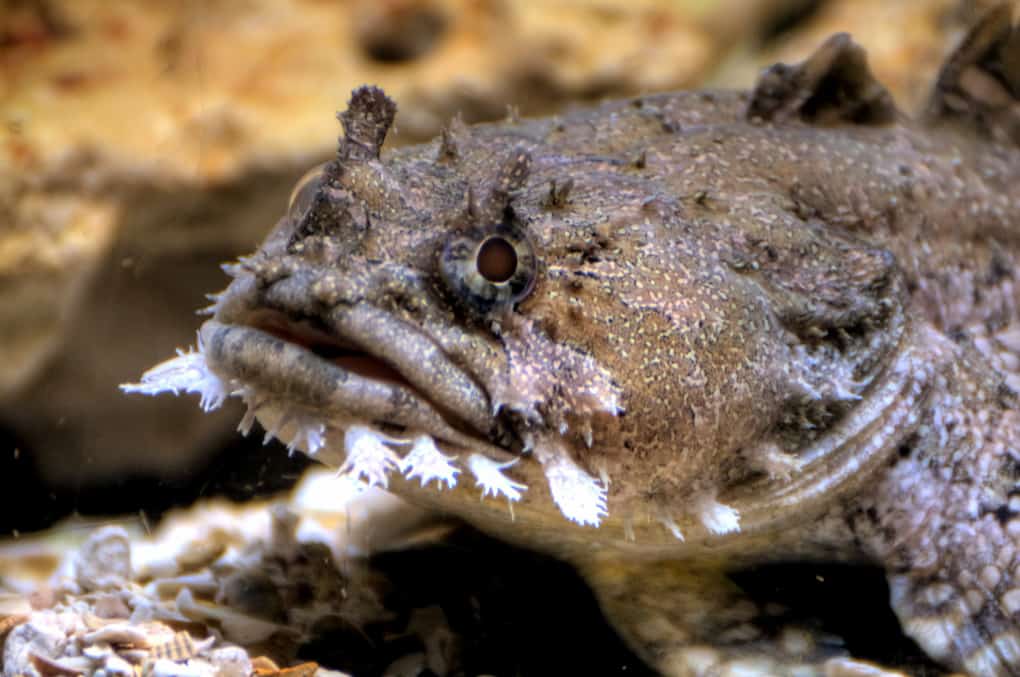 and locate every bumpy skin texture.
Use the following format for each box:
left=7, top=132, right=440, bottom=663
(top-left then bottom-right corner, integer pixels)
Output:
left=127, top=6, right=1020, bottom=676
